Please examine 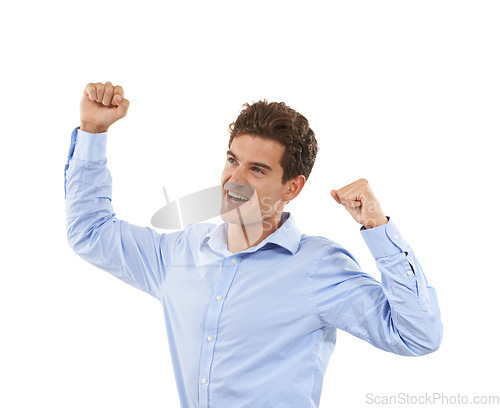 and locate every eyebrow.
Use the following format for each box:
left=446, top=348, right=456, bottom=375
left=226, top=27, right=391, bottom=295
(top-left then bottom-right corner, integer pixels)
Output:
left=226, top=150, right=273, bottom=173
